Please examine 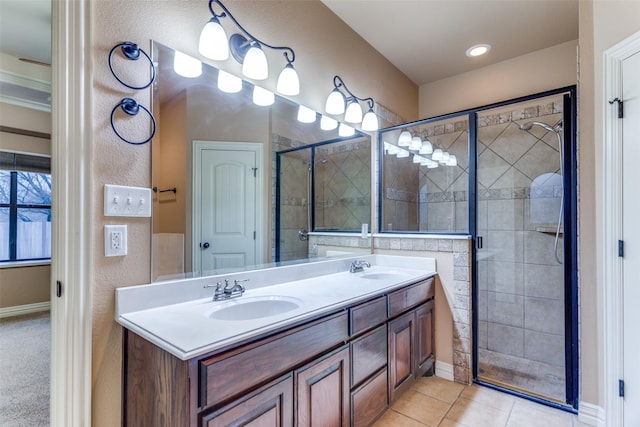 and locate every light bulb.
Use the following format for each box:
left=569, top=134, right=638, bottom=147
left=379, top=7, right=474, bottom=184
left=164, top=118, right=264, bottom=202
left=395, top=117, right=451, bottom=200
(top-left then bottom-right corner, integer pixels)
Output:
left=277, top=63, right=300, bottom=96
left=344, top=101, right=363, bottom=123
left=325, top=89, right=345, bottom=115
left=362, top=109, right=379, bottom=131
left=338, top=123, right=355, bottom=137
left=409, top=137, right=422, bottom=151
left=432, top=149, right=443, bottom=161
left=217, top=70, right=242, bottom=93
left=242, top=44, right=268, bottom=80
left=252, top=86, right=274, bottom=106
left=320, top=115, right=338, bottom=130
left=297, top=105, right=316, bottom=123
left=419, top=140, right=433, bottom=154
left=199, top=18, right=229, bottom=60
left=173, top=51, right=202, bottom=78
left=398, top=131, right=412, bottom=147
